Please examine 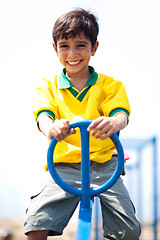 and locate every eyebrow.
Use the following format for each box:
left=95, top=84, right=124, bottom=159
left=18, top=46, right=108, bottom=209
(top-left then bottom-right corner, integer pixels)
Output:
left=58, top=40, right=89, bottom=45
left=78, top=41, right=89, bottom=45
left=58, top=41, right=68, bottom=45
